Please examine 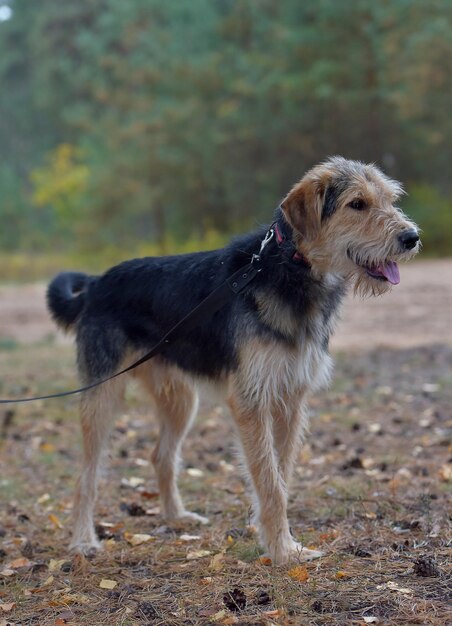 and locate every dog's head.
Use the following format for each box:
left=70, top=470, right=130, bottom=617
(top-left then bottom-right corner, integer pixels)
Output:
left=281, top=156, right=420, bottom=296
